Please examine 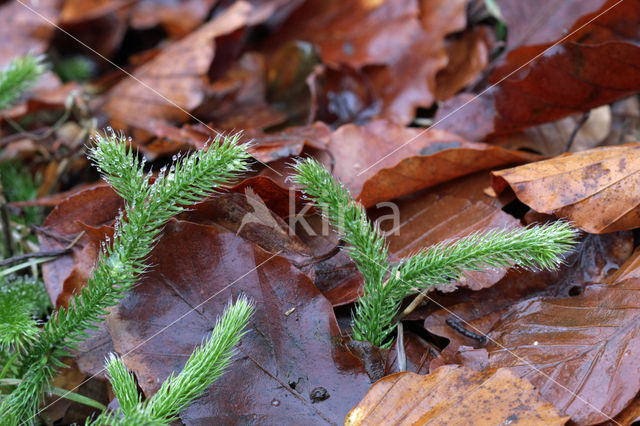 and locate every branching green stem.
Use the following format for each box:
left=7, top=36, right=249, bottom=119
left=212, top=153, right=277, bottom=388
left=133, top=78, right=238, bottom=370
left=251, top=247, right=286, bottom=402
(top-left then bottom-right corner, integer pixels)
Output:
left=292, top=158, right=578, bottom=348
